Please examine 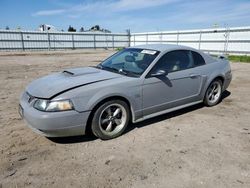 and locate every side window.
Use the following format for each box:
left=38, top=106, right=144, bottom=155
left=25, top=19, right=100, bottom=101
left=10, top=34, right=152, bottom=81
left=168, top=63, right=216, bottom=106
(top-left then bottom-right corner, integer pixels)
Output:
left=191, top=51, right=206, bottom=66
left=151, top=50, right=193, bottom=73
